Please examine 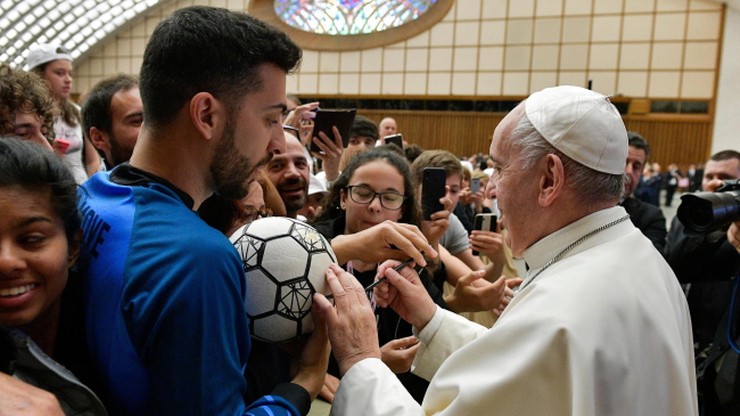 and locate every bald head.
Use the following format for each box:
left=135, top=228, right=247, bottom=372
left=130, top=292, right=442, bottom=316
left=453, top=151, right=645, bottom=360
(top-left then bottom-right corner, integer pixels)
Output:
left=264, top=133, right=310, bottom=217
left=379, top=117, right=397, bottom=139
